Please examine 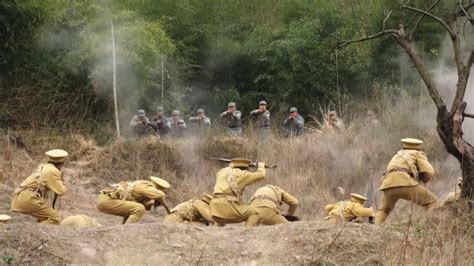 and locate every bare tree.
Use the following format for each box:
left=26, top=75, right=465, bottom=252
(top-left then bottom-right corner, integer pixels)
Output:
left=338, top=0, right=474, bottom=202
